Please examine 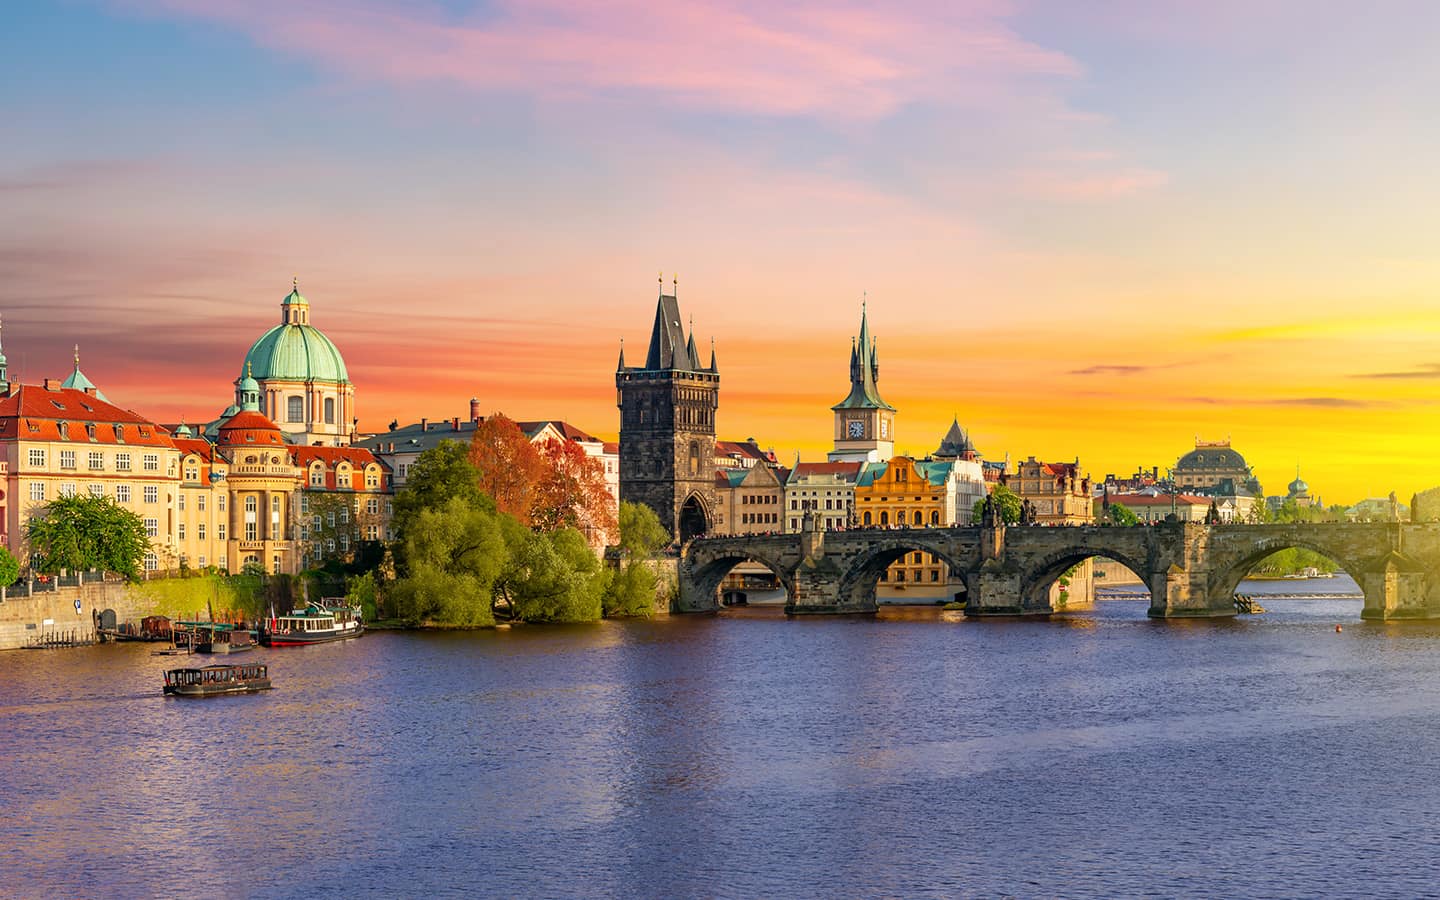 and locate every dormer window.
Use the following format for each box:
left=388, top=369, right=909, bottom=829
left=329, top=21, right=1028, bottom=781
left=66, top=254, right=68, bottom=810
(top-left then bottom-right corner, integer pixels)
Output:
left=50, top=400, right=65, bottom=410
